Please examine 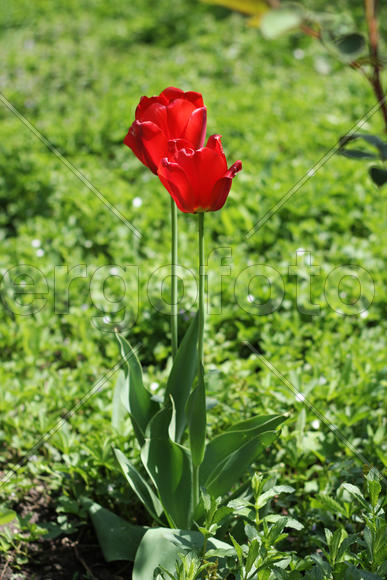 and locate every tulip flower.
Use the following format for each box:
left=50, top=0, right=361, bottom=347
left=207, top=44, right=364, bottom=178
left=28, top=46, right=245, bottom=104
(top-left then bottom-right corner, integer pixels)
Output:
left=124, top=87, right=207, bottom=174
left=158, top=135, right=242, bottom=213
